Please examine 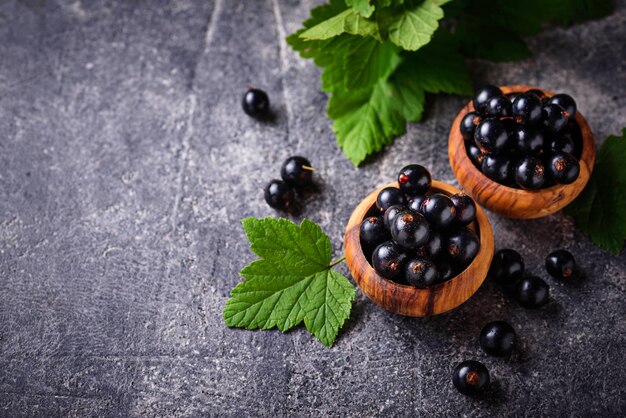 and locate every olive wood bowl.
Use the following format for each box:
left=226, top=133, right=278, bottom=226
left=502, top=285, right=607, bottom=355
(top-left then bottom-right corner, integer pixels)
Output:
left=344, top=180, right=494, bottom=317
left=448, top=85, right=596, bottom=219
